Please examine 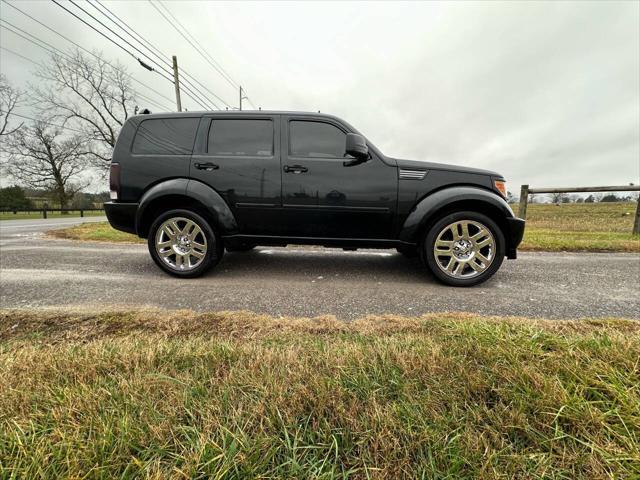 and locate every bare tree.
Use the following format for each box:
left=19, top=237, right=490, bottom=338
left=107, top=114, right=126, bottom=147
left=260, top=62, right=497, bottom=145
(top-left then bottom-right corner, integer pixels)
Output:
left=32, top=49, right=135, bottom=170
left=0, top=75, right=23, bottom=138
left=549, top=192, right=567, bottom=204
left=6, top=122, right=90, bottom=208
